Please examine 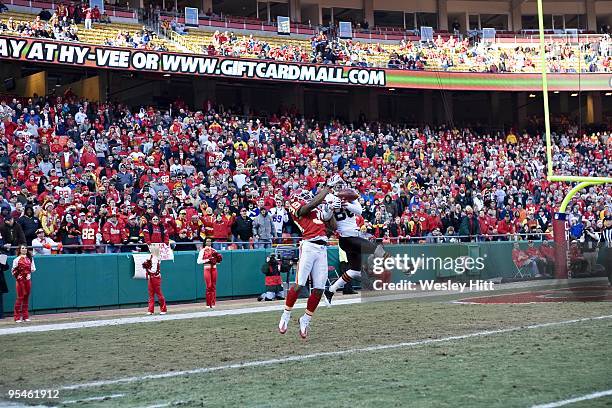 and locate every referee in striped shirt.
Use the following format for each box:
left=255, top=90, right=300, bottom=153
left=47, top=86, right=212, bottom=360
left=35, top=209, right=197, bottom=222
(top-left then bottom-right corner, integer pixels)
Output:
left=601, top=217, right=612, bottom=285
